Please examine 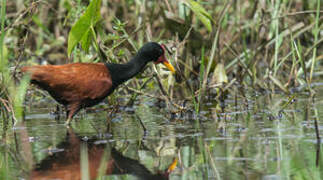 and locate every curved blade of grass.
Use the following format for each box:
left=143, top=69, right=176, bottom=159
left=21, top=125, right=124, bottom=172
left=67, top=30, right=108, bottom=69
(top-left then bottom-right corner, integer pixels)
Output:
left=184, top=0, right=213, bottom=32
left=67, top=0, right=101, bottom=56
left=269, top=75, right=289, bottom=94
